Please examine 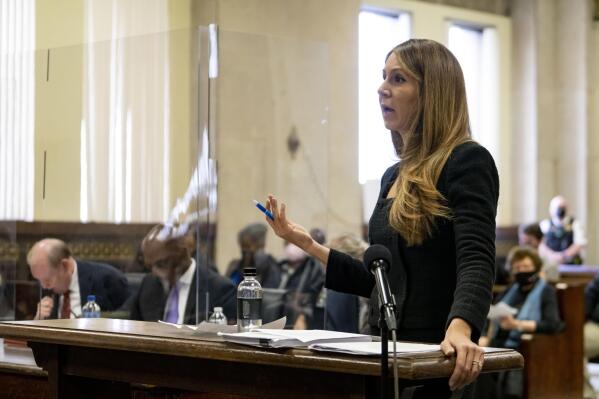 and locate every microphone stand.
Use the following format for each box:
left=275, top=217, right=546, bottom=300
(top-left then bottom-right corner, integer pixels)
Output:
left=379, top=302, right=397, bottom=399
left=379, top=307, right=389, bottom=399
